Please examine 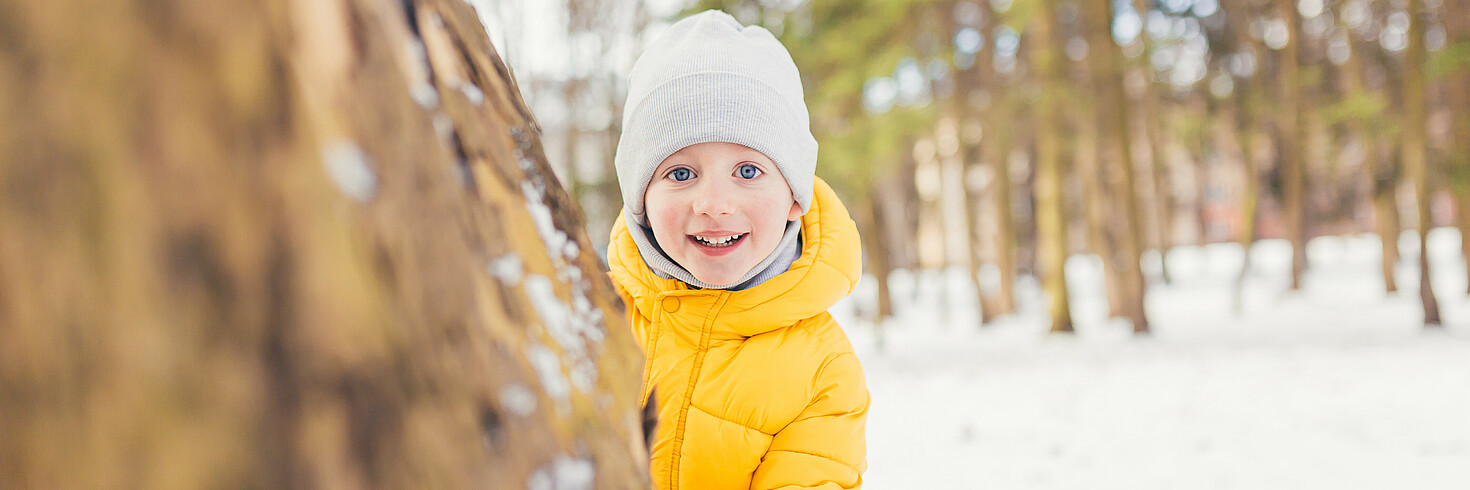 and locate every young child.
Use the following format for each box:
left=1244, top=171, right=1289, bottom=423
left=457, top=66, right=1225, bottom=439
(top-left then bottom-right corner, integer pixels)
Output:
left=607, top=10, right=868, bottom=490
